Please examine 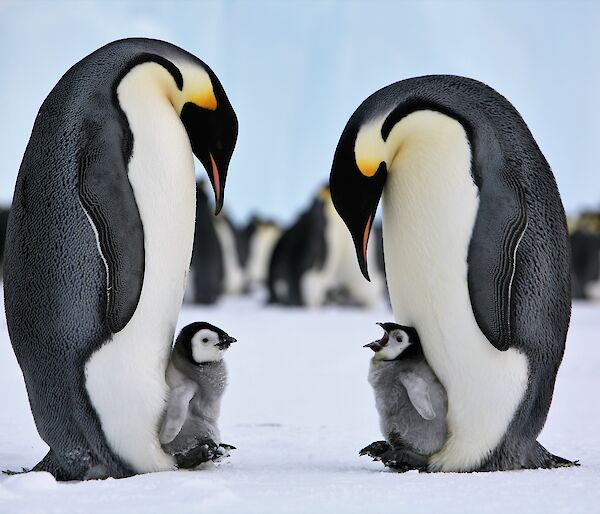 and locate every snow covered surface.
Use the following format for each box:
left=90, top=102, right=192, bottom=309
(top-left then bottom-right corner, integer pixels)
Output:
left=0, top=293, right=598, bottom=514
